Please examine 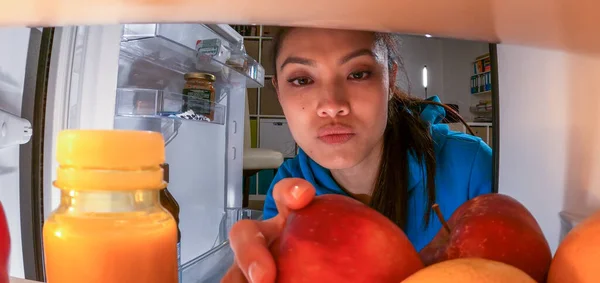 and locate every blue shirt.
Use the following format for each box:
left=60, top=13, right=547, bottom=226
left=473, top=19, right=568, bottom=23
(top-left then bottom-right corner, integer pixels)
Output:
left=262, top=96, right=493, bottom=252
